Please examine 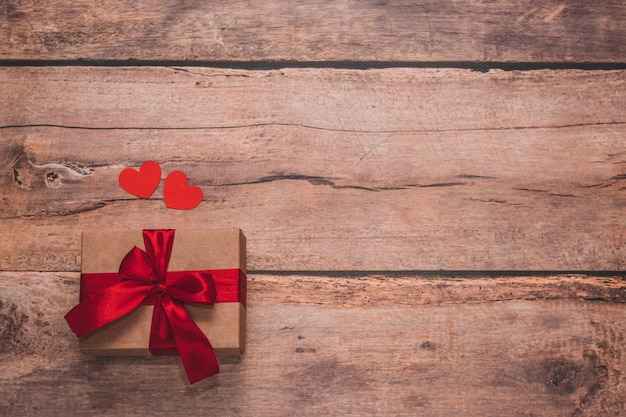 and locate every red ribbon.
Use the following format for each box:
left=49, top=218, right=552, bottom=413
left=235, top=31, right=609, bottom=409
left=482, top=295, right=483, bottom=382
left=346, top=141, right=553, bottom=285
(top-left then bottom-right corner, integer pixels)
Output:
left=65, top=229, right=244, bottom=384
